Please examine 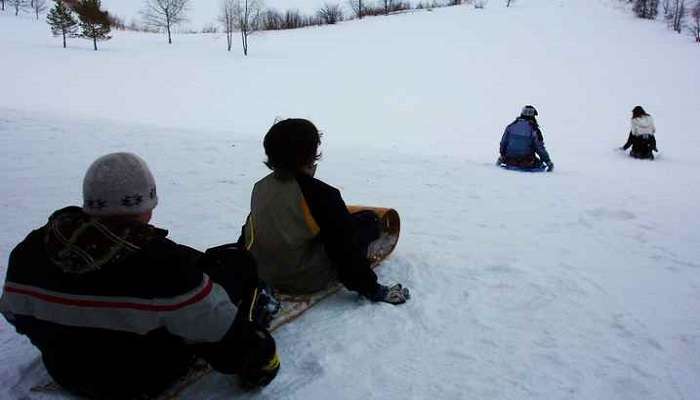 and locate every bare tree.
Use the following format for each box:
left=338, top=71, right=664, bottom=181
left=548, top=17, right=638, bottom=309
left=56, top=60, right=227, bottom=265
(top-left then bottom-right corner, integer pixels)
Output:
left=662, top=0, right=672, bottom=16
left=347, top=0, right=363, bottom=19
left=141, top=0, right=189, bottom=44
left=31, top=0, right=47, bottom=18
left=383, top=0, right=394, bottom=14
left=229, top=0, right=263, bottom=56
left=691, top=1, right=700, bottom=41
left=634, top=0, right=659, bottom=19
left=318, top=3, right=343, bottom=24
left=260, top=8, right=283, bottom=30
left=9, top=0, right=30, bottom=15
left=219, top=0, right=235, bottom=51
left=284, top=8, right=303, bottom=28
left=670, top=0, right=686, bottom=32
